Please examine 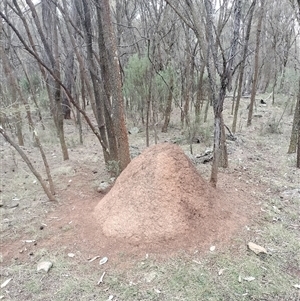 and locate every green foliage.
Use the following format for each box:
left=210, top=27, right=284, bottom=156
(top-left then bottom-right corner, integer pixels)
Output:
left=154, top=66, right=178, bottom=113
left=123, top=54, right=178, bottom=124
left=123, top=54, right=151, bottom=122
